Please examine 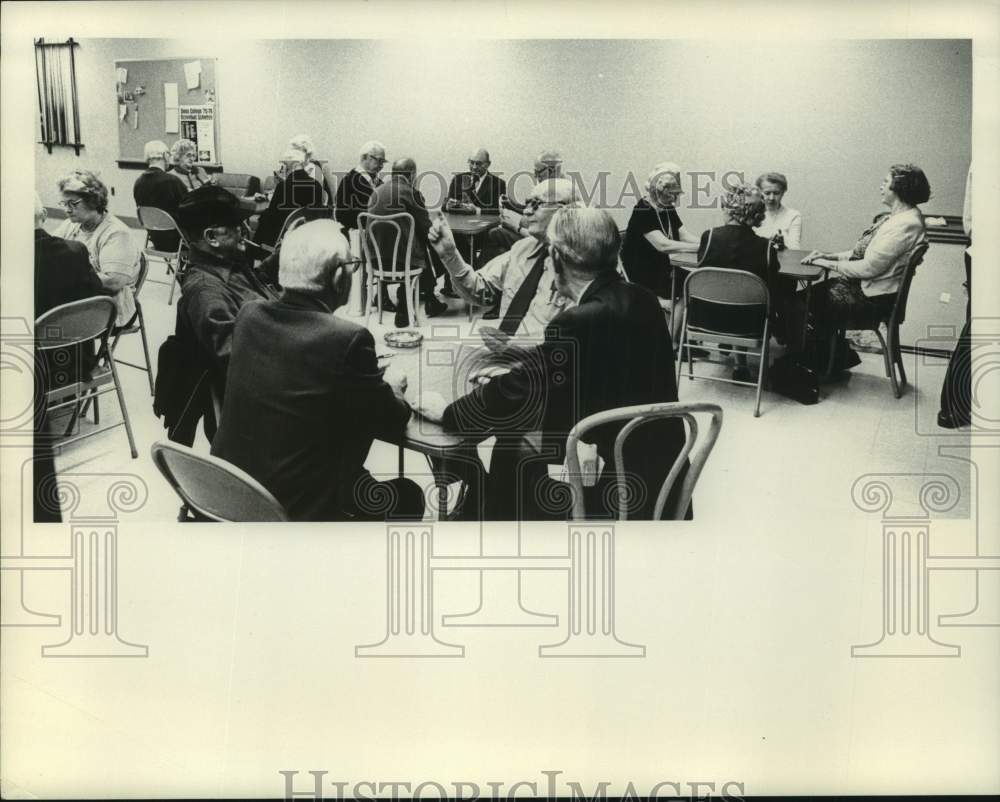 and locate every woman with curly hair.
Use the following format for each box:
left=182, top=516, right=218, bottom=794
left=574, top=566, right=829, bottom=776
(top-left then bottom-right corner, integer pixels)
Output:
left=53, top=169, right=139, bottom=327
left=621, top=162, right=700, bottom=303
left=801, top=163, right=930, bottom=372
left=168, top=139, right=213, bottom=190
left=753, top=171, right=802, bottom=249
